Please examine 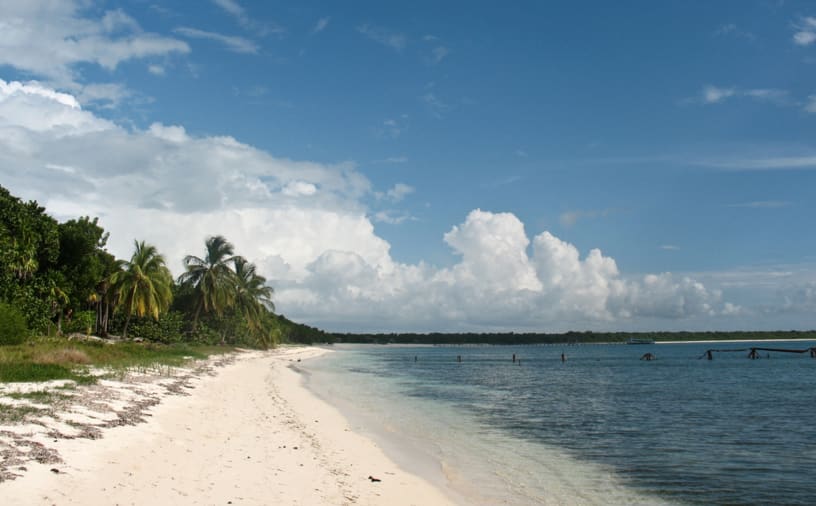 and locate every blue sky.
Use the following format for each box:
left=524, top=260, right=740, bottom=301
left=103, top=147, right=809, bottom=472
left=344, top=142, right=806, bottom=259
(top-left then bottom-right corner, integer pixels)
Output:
left=1, top=0, right=816, bottom=331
